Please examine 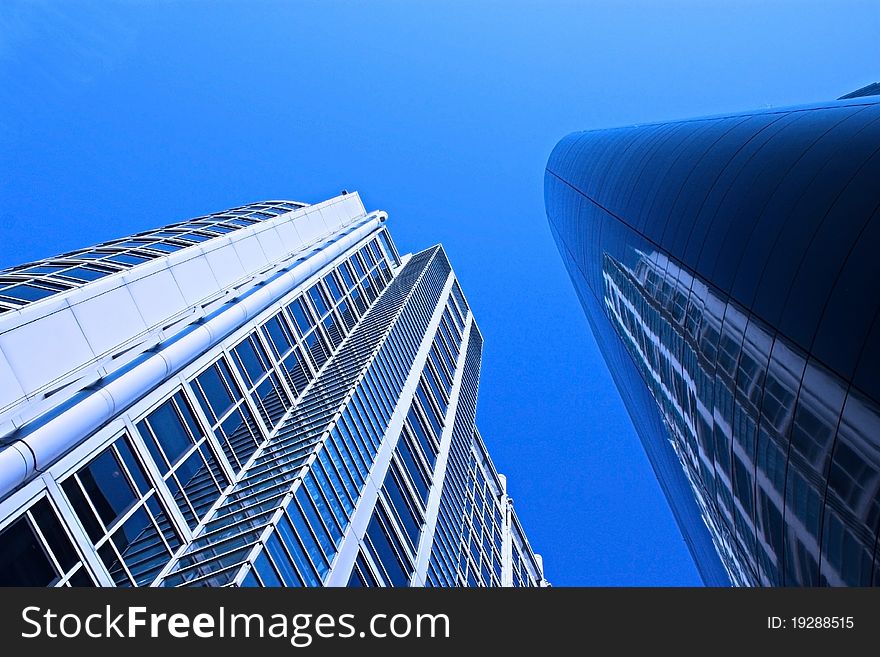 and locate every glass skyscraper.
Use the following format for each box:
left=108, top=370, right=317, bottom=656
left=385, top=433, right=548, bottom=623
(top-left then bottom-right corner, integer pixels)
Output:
left=545, top=92, right=880, bottom=586
left=0, top=193, right=546, bottom=588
